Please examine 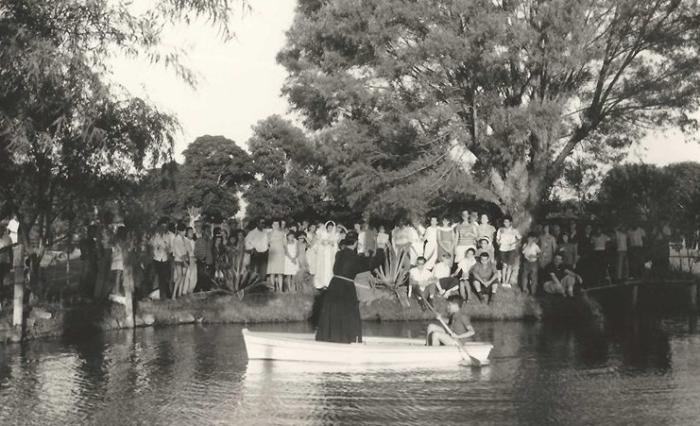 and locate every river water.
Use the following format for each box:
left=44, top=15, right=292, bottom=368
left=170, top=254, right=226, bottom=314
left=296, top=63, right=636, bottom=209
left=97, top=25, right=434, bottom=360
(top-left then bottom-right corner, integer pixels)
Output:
left=1, top=316, right=699, bottom=425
